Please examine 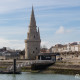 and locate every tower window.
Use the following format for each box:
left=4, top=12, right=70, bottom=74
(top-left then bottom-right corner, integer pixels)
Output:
left=33, top=51, right=34, bottom=53
left=36, top=48, right=37, bottom=50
